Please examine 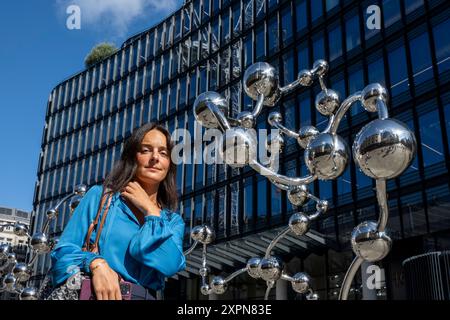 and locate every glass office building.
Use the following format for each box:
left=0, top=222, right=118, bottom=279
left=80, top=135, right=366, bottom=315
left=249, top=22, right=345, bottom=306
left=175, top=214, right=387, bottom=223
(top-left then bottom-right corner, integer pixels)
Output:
left=31, top=0, right=450, bottom=300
